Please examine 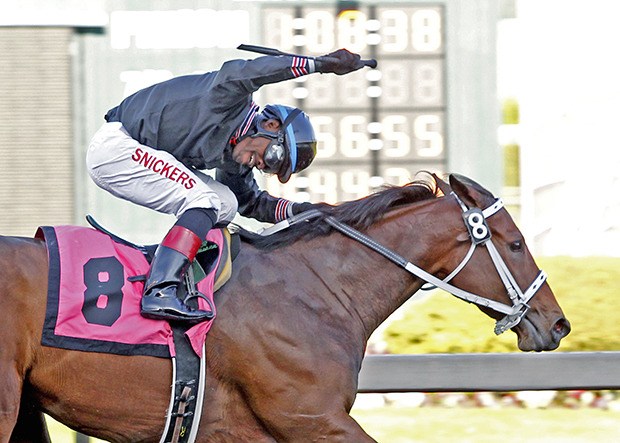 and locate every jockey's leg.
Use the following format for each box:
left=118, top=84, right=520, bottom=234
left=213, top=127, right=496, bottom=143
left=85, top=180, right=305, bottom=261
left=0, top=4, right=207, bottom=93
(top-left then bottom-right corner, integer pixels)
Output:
left=141, top=208, right=216, bottom=322
left=86, top=124, right=238, bottom=322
